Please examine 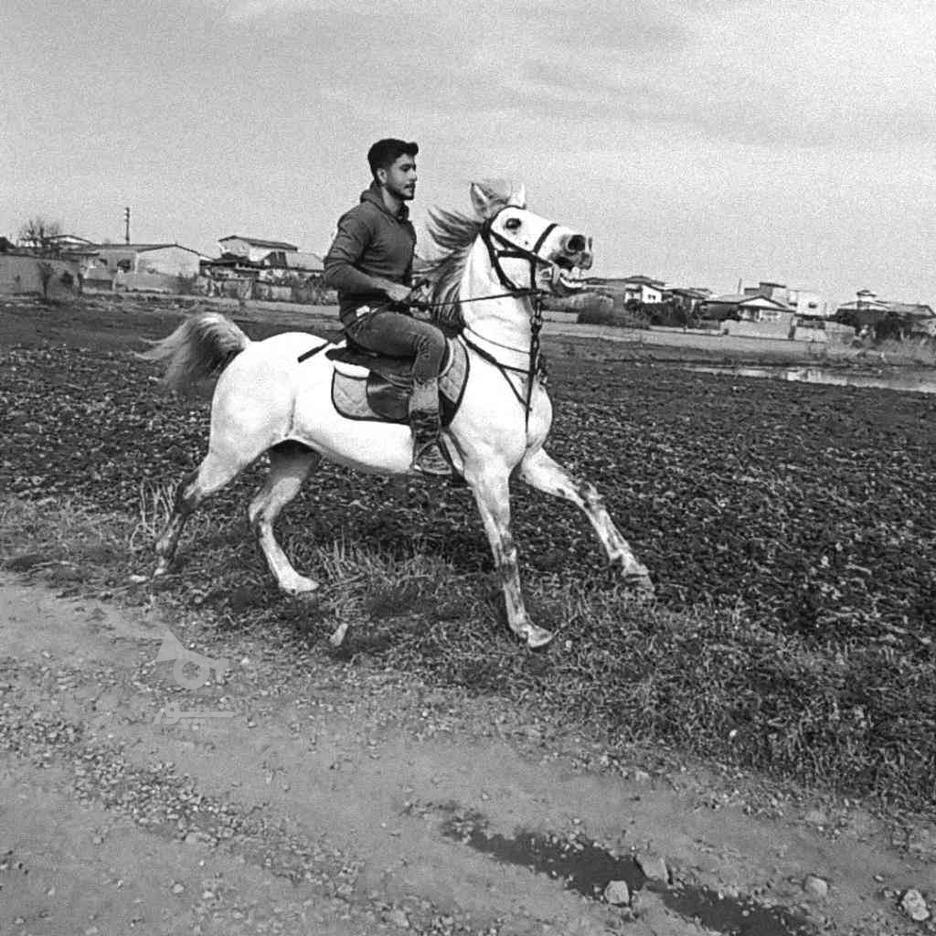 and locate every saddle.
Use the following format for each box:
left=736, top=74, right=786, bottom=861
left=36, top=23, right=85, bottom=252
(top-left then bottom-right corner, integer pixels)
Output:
left=323, top=338, right=469, bottom=425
